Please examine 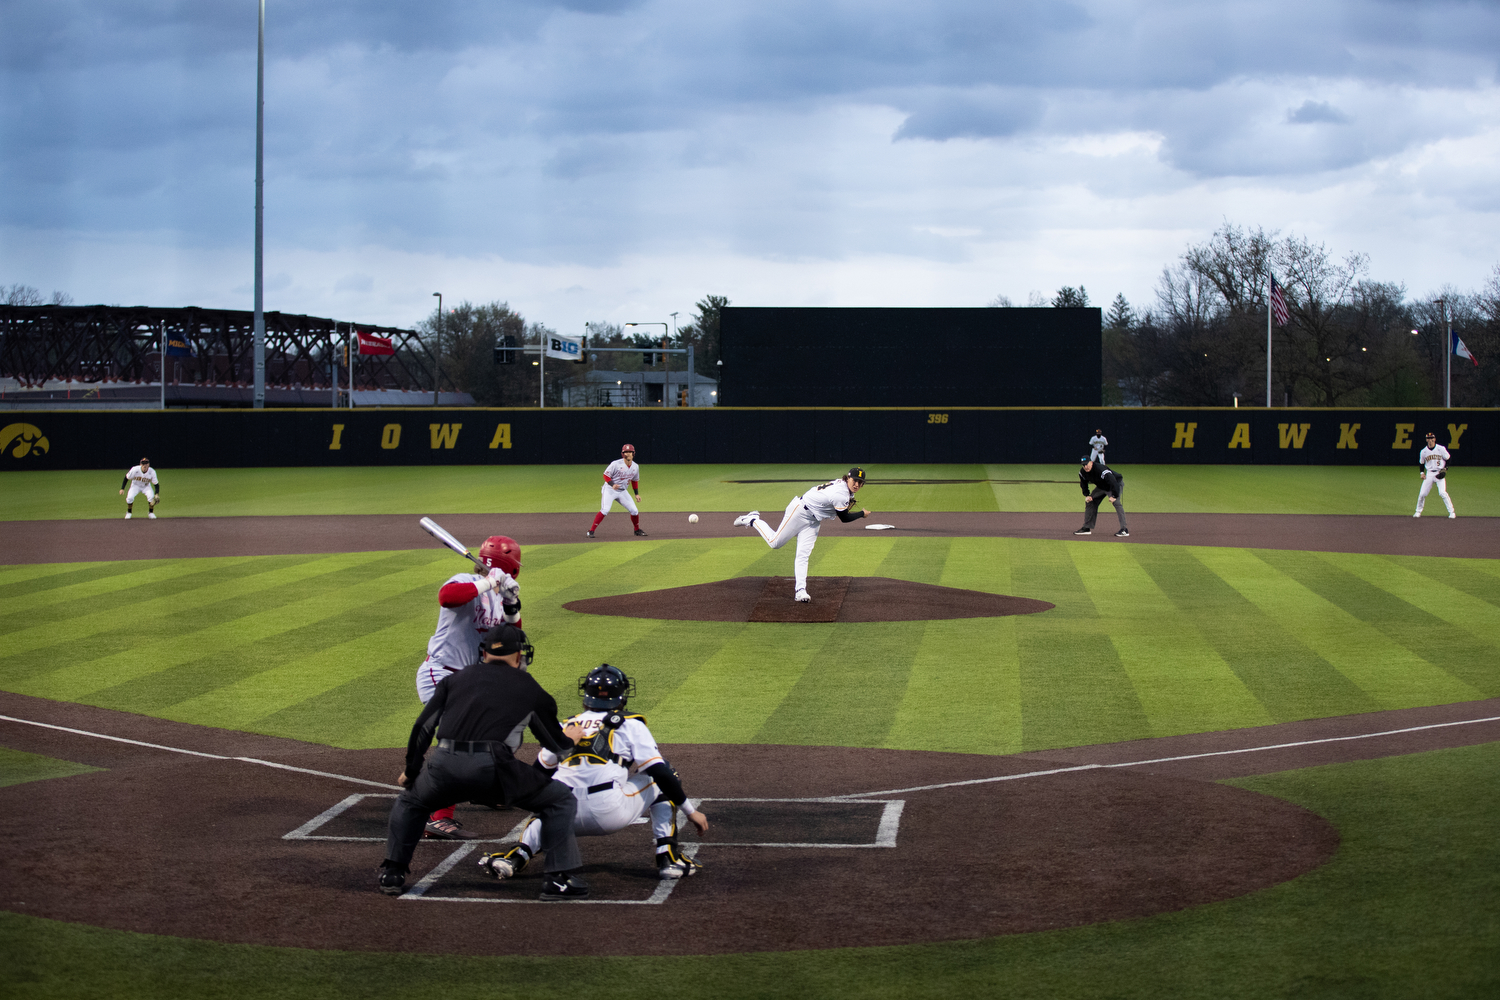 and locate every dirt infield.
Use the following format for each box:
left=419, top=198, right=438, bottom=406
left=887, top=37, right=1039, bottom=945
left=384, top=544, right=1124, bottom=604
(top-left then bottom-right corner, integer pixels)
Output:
left=3, top=511, right=1497, bottom=565
left=563, top=576, right=1055, bottom=623
left=3, top=691, right=1498, bottom=956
